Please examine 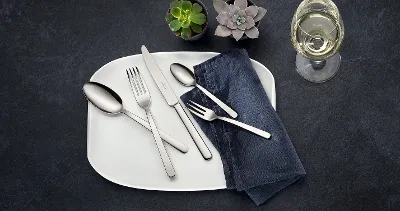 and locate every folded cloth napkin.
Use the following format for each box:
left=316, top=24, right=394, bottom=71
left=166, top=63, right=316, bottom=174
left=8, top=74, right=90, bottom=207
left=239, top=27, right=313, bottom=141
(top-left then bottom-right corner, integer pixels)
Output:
left=180, top=49, right=306, bottom=205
